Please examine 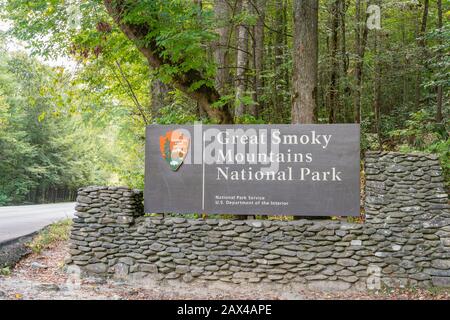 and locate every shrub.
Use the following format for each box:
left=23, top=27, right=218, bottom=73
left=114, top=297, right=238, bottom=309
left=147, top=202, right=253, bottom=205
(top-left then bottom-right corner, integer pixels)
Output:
left=28, top=219, right=72, bottom=254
